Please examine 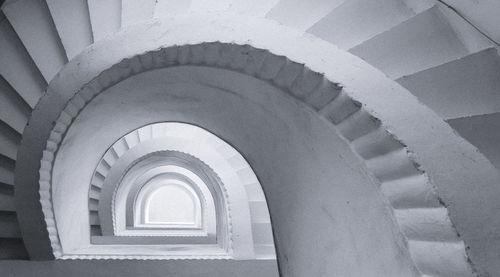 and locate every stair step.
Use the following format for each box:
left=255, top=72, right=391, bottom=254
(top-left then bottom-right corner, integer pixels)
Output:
left=227, top=154, right=249, bottom=171
left=336, top=109, right=381, bottom=141
left=289, top=68, right=323, bottom=100
left=244, top=183, right=267, bottom=202
left=0, top=238, right=28, bottom=259
left=254, top=244, right=276, bottom=260
left=122, top=131, right=139, bottom=150
left=0, top=182, right=14, bottom=194
left=266, top=0, right=345, bottom=31
left=46, top=0, right=94, bottom=60
left=87, top=0, right=121, bottom=41
left=89, top=198, right=99, bottom=211
left=394, top=208, right=459, bottom=242
left=397, top=48, right=500, bottom=119
left=365, top=148, right=420, bottom=182
left=0, top=211, right=21, bottom=238
left=256, top=53, right=286, bottom=81
left=272, top=60, right=304, bottom=89
left=137, top=124, right=153, bottom=142
left=102, top=150, right=118, bottom=169
left=89, top=211, right=100, bottom=225
left=237, top=168, right=259, bottom=187
left=351, top=127, right=405, bottom=160
left=91, top=174, right=104, bottom=190
left=408, top=240, right=472, bottom=276
left=90, top=225, right=102, bottom=236
left=349, top=6, right=468, bottom=79
left=95, top=160, right=111, bottom=178
left=0, top=187, right=15, bottom=212
left=381, top=174, right=440, bottom=209
left=112, top=138, right=129, bottom=157
left=2, top=0, right=68, bottom=81
left=0, top=17, right=46, bottom=108
left=447, top=112, right=500, bottom=169
left=89, top=188, right=100, bottom=201
left=319, top=91, right=360, bottom=124
left=0, top=121, right=20, bottom=161
left=249, top=201, right=271, bottom=223
left=0, top=155, right=15, bottom=186
left=229, top=0, right=280, bottom=16
left=154, top=0, right=190, bottom=18
left=252, top=222, right=274, bottom=245
left=121, top=0, right=155, bottom=27
left=308, top=0, right=415, bottom=49
left=0, top=76, right=31, bottom=134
